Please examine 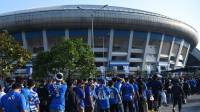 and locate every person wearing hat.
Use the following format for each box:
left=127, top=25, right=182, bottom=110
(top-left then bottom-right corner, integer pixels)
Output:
left=49, top=72, right=67, bottom=112
left=0, top=83, right=27, bottom=112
